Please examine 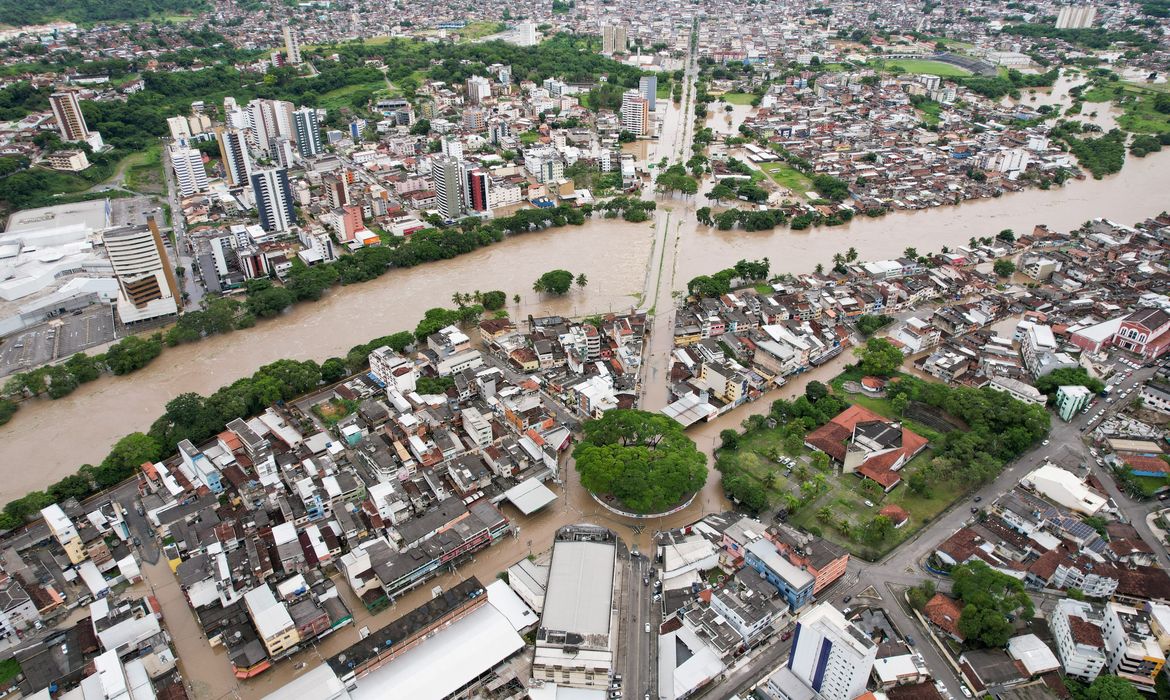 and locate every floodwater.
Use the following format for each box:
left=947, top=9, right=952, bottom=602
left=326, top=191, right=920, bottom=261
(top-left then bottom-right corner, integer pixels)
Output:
left=143, top=351, right=851, bottom=700
left=3, top=63, right=1170, bottom=512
